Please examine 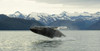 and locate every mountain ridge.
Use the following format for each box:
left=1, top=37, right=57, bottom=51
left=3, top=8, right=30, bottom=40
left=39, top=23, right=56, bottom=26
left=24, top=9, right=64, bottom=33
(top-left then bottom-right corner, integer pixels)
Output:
left=9, top=11, right=100, bottom=25
left=4, top=11, right=100, bottom=30
left=0, top=14, right=43, bottom=30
